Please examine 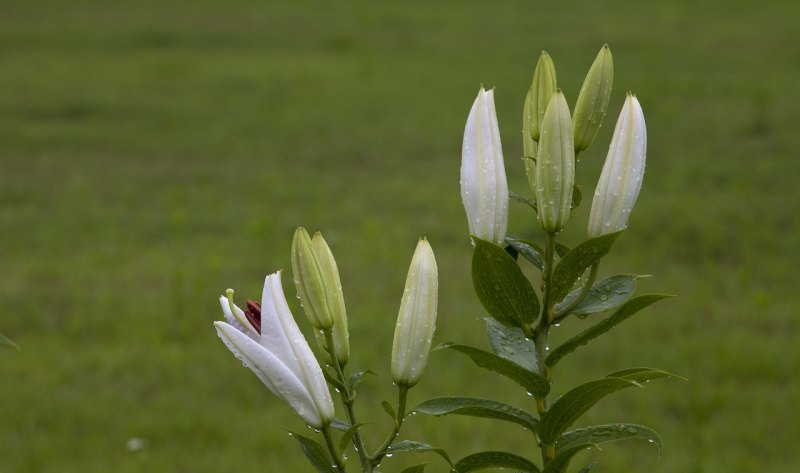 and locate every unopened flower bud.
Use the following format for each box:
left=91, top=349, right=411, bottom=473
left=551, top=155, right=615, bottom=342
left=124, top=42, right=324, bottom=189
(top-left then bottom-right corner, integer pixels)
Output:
left=573, top=44, right=614, bottom=153
left=461, top=87, right=509, bottom=245
left=291, top=227, right=333, bottom=330
left=391, top=239, right=438, bottom=388
left=588, top=93, right=647, bottom=237
left=535, top=90, right=575, bottom=233
left=311, top=232, right=349, bottom=365
left=524, top=51, right=558, bottom=143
